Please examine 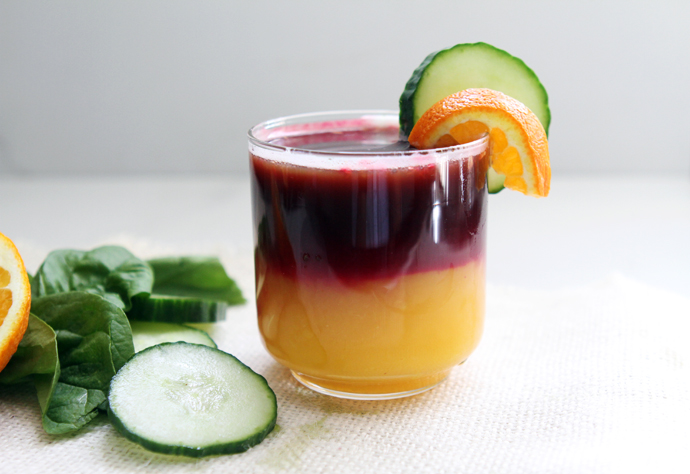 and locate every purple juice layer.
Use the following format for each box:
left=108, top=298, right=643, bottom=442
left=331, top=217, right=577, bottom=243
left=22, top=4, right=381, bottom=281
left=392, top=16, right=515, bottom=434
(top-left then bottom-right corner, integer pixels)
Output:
left=251, top=149, right=488, bottom=283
